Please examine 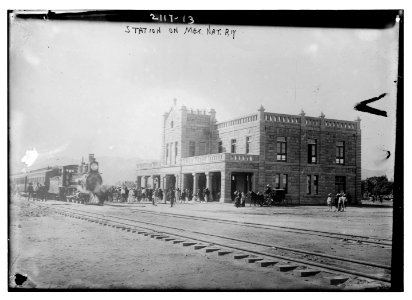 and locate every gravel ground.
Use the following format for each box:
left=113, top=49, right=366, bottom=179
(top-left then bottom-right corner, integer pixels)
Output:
left=9, top=196, right=340, bottom=290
